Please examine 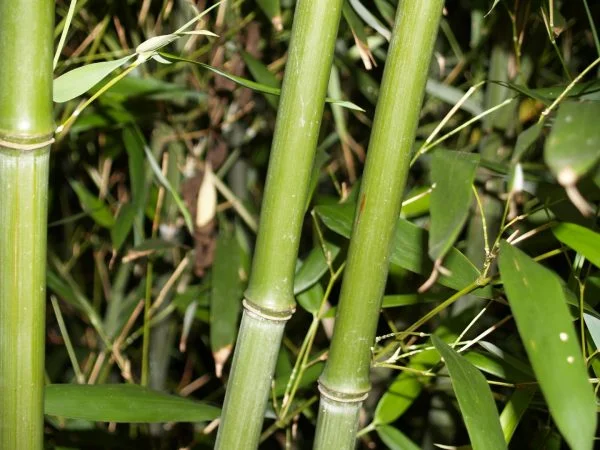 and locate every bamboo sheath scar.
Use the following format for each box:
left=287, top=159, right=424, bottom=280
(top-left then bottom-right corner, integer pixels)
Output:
left=214, top=0, right=344, bottom=448
left=0, top=1, right=55, bottom=449
left=314, top=1, right=444, bottom=449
